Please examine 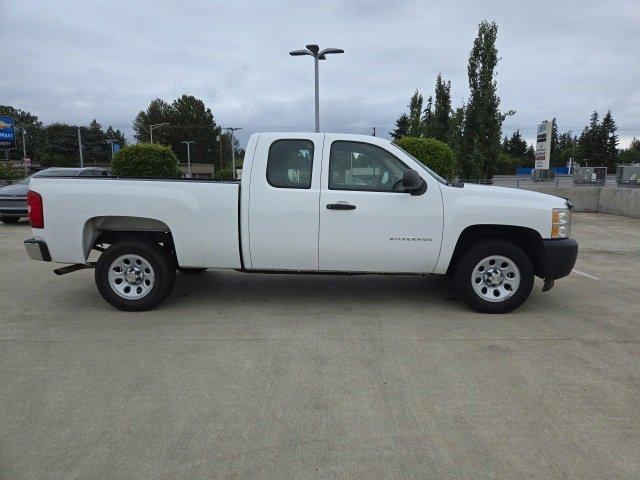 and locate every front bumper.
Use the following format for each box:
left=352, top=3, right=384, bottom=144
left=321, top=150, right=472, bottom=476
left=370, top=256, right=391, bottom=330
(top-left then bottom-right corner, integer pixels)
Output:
left=24, top=238, right=51, bottom=262
left=540, top=238, right=578, bottom=280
